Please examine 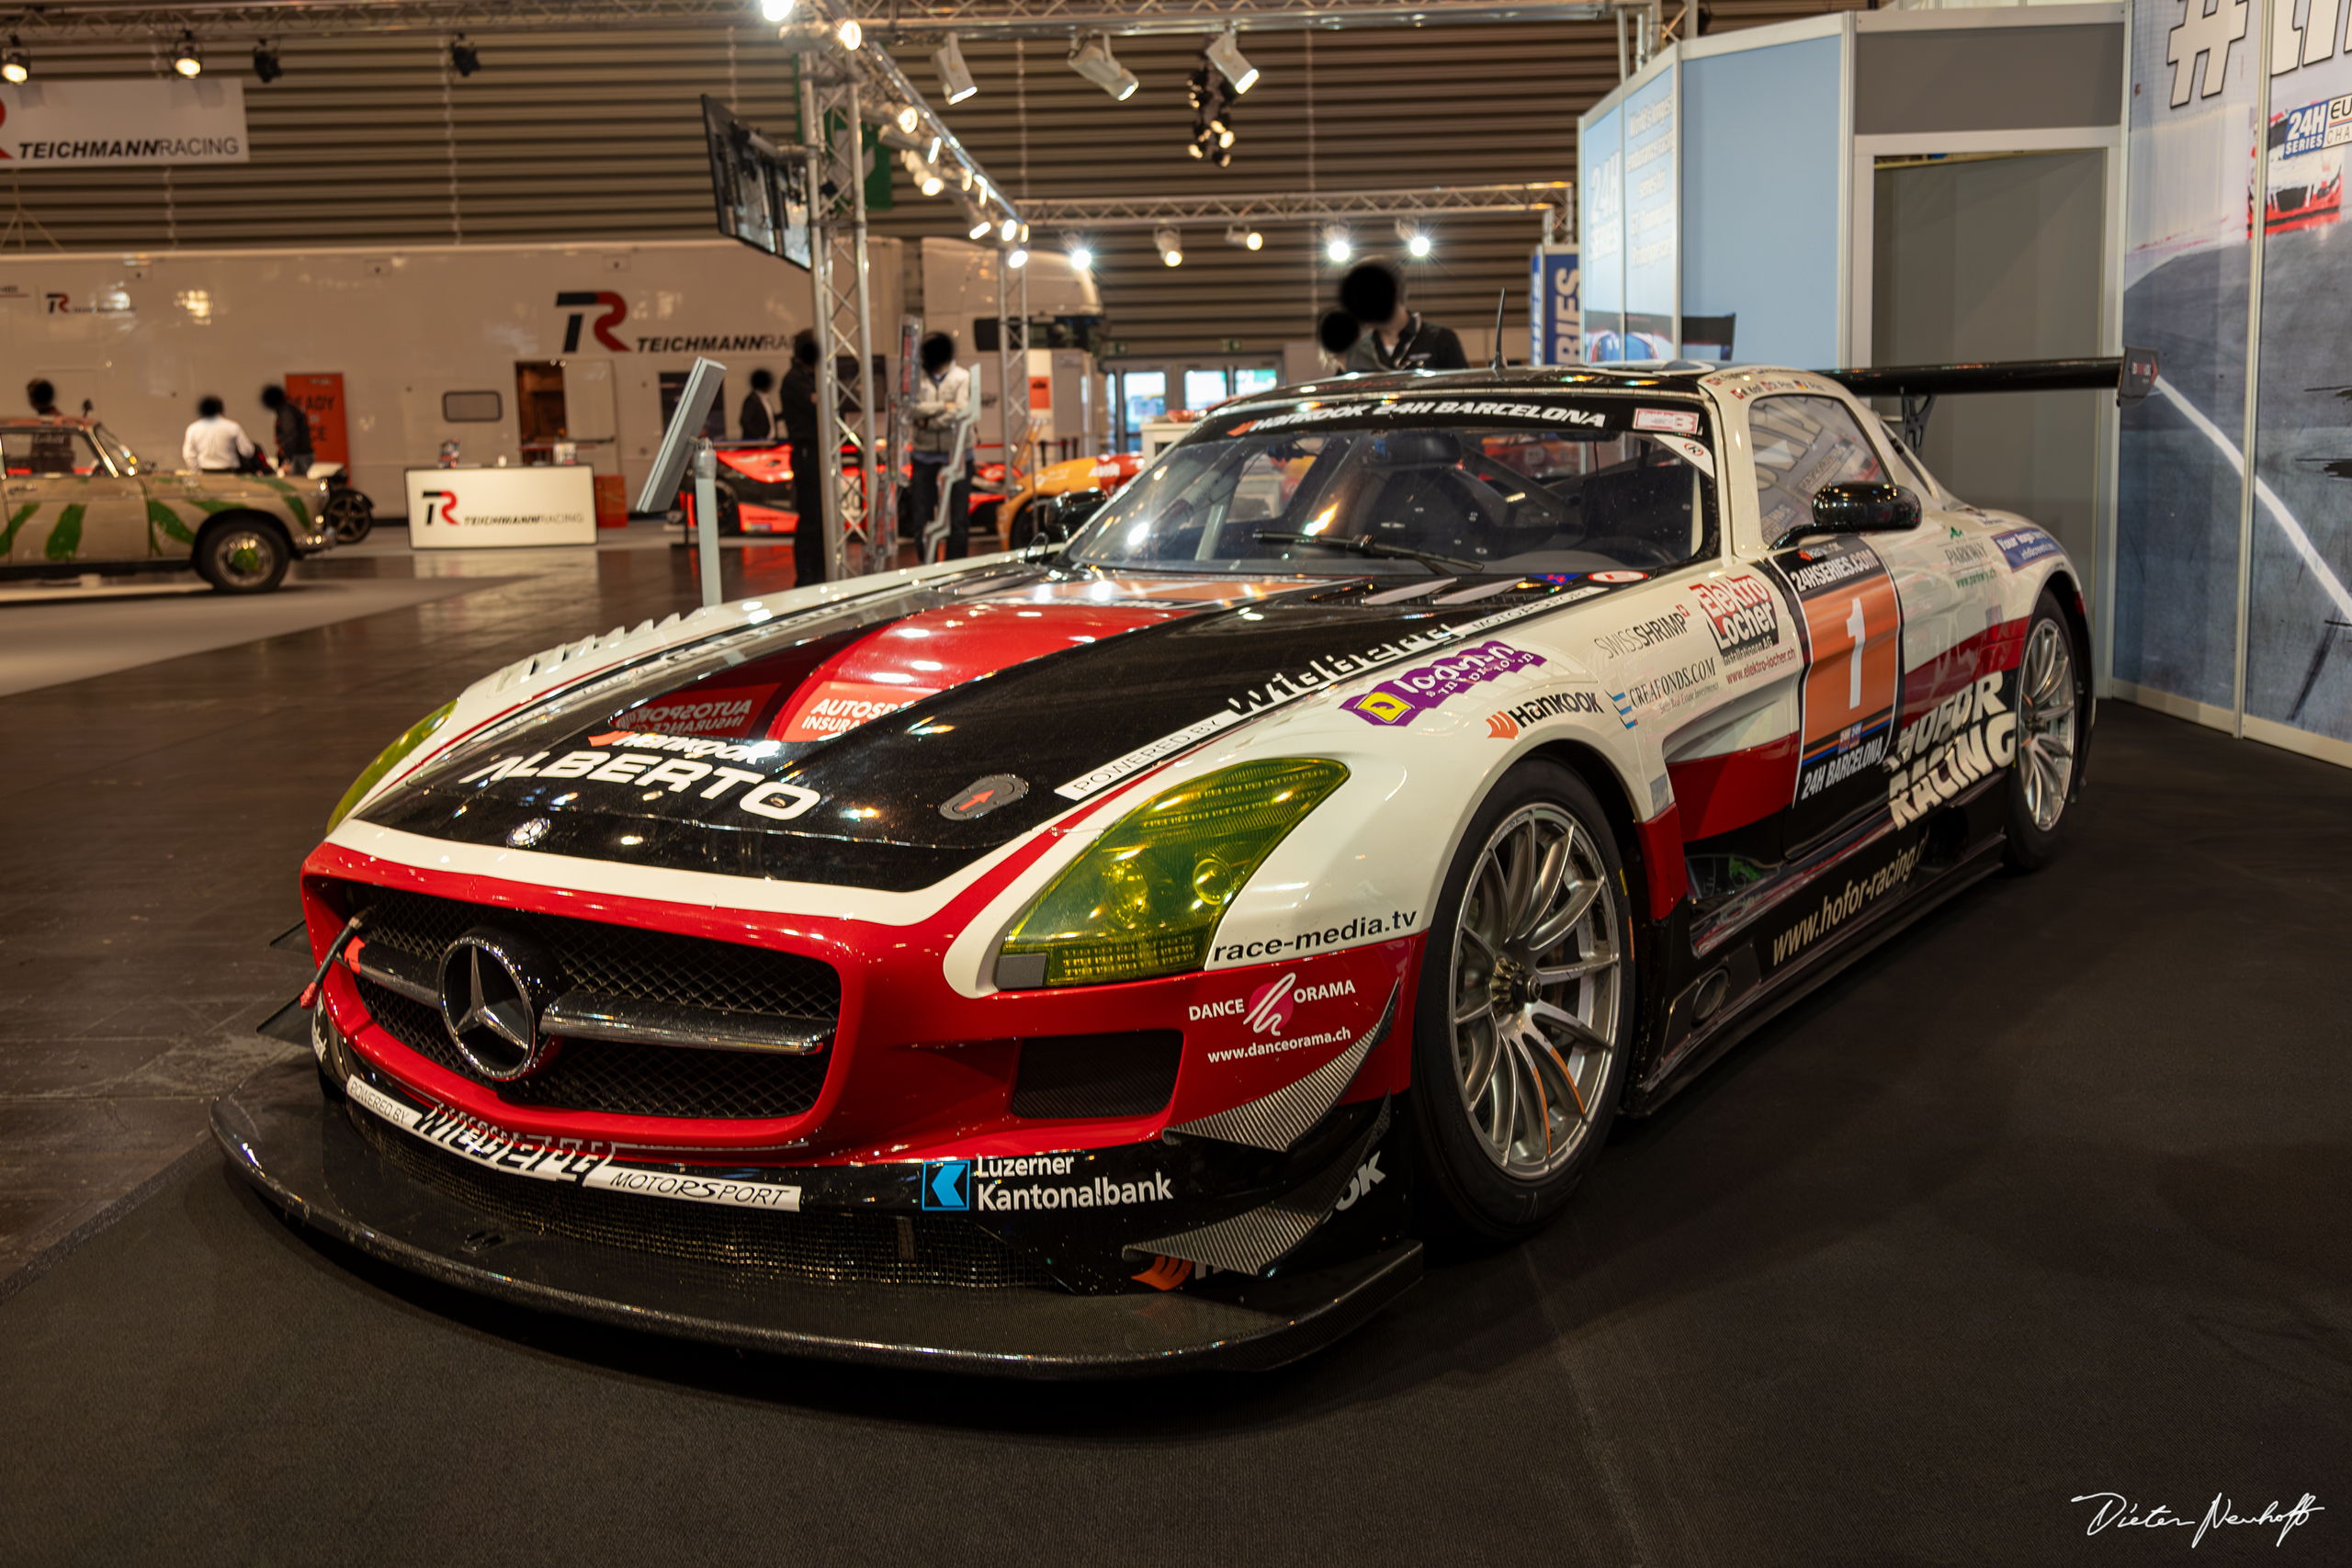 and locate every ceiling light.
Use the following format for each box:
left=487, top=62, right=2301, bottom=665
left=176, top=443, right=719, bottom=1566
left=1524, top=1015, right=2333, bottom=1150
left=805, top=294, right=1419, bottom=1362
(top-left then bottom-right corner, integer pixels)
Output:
left=2, top=38, right=28, bottom=85
left=171, top=33, right=203, bottom=78
left=895, top=104, right=921, bottom=137
left=1323, top=225, right=1351, bottom=264
left=835, top=17, right=863, bottom=50
left=449, top=36, right=480, bottom=76
left=251, top=39, right=282, bottom=84
left=918, top=165, right=944, bottom=197
left=1188, top=59, right=1236, bottom=167
left=1000, top=217, right=1020, bottom=242
left=1156, top=225, right=1183, bottom=266
left=760, top=0, right=796, bottom=20
left=1065, top=241, right=1093, bottom=271
left=970, top=216, right=993, bottom=241
left=1008, top=248, right=1029, bottom=268
left=1069, top=33, right=1138, bottom=101
left=933, top=33, right=977, bottom=104
left=1206, top=28, right=1259, bottom=94
left=928, top=133, right=943, bottom=162
left=1226, top=224, right=1262, bottom=251
left=1408, top=230, right=1433, bottom=258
